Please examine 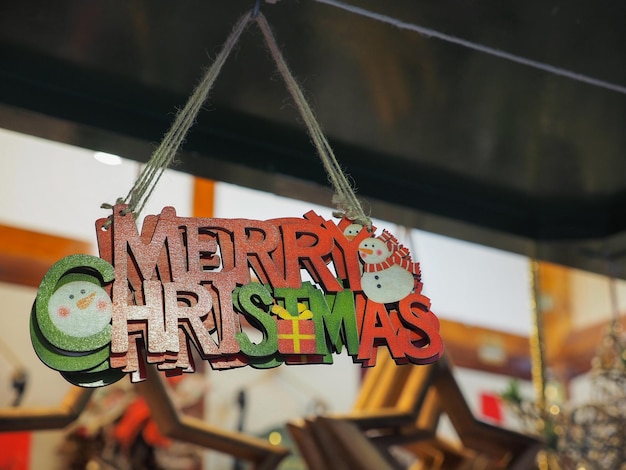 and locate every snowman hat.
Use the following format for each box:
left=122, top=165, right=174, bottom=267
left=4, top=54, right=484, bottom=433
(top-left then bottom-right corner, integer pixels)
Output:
left=378, top=230, right=411, bottom=258
left=378, top=230, right=399, bottom=250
